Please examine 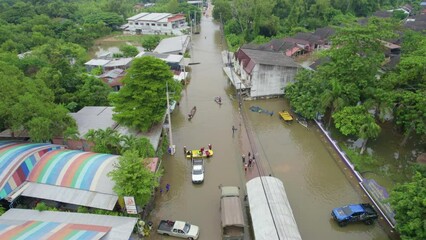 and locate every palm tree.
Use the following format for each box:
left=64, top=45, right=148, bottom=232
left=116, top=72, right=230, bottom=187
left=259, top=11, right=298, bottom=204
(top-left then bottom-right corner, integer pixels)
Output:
left=358, top=119, right=381, bottom=155
left=320, top=79, right=347, bottom=129
left=62, top=127, right=80, bottom=149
